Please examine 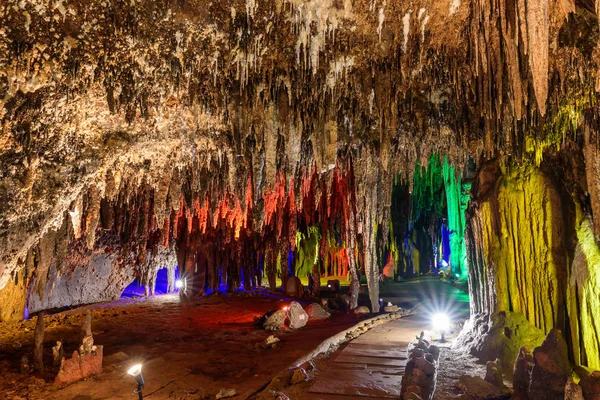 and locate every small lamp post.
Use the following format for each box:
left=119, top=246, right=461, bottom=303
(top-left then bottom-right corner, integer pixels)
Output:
left=128, top=364, right=145, bottom=400
left=432, top=313, right=451, bottom=343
